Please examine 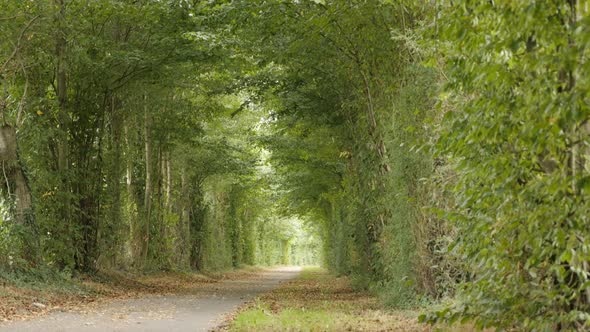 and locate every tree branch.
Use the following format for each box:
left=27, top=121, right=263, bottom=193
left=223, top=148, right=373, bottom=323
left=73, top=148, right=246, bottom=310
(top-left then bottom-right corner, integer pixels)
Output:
left=0, top=15, right=40, bottom=74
